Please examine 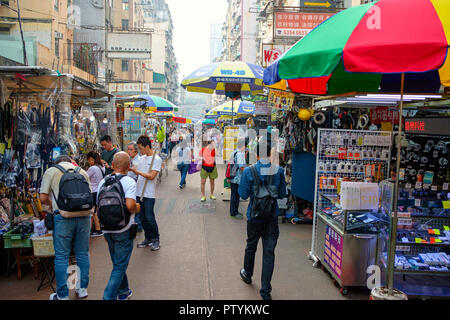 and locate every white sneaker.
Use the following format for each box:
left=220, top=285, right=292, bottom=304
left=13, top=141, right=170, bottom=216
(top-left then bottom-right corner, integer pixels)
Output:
left=76, top=288, right=88, bottom=299
left=49, top=293, right=69, bottom=300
